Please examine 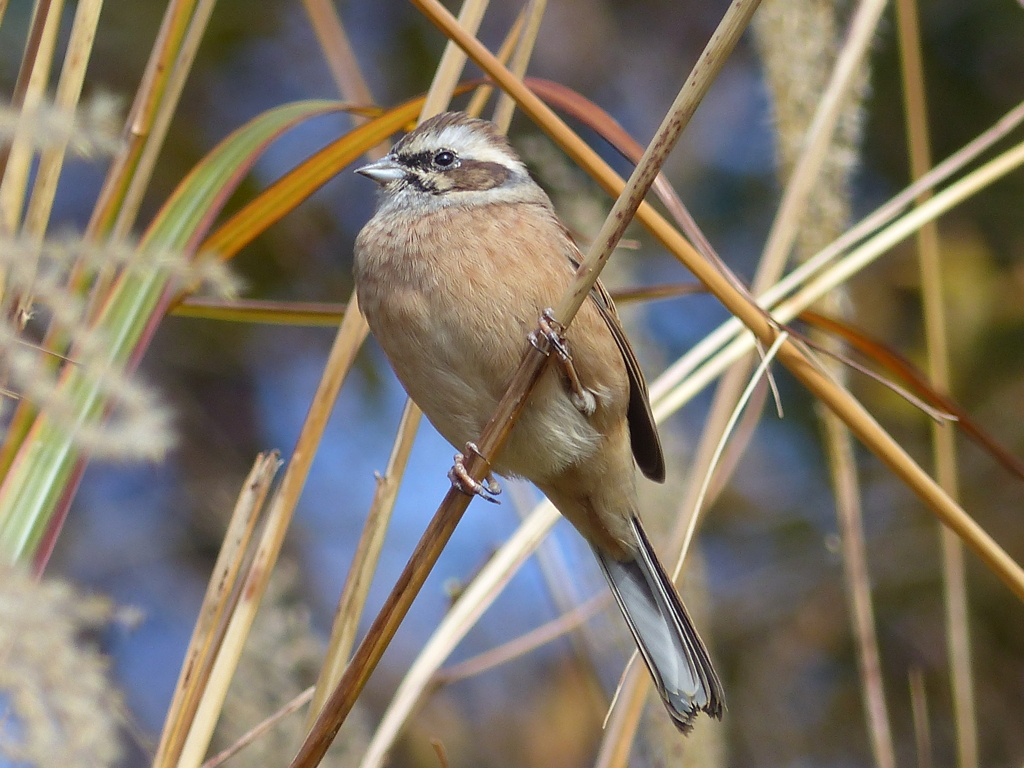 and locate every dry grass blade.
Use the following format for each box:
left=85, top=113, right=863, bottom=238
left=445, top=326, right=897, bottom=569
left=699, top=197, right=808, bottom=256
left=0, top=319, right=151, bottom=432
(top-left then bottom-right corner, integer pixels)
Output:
left=419, top=0, right=490, bottom=121
left=82, top=0, right=215, bottom=319
left=801, top=312, right=1024, bottom=480
left=169, top=282, right=703, bottom=327
left=288, top=5, right=760, bottom=765
left=305, top=399, right=423, bottom=725
left=464, top=12, right=525, bottom=117
left=650, top=96, right=1024, bottom=410
left=434, top=592, right=610, bottom=685
left=679, top=332, right=789, bottom=566
left=300, top=0, right=373, bottom=107
left=756, top=0, right=882, bottom=285
left=151, top=451, right=281, bottom=768
left=105, top=0, right=216, bottom=243
left=823, top=408, right=895, bottom=768
left=299, top=0, right=389, bottom=162
left=609, top=282, right=704, bottom=303
left=200, top=686, right=314, bottom=768
left=297, top=0, right=409, bottom=726
left=16, top=0, right=104, bottom=317
left=652, top=137, right=1024, bottom=421
left=357, top=502, right=562, bottom=768
left=306, top=0, right=503, bottom=731
left=0, top=0, right=52, bottom=147
left=0, top=0, right=63, bottom=234
left=896, top=1, right=977, bottom=765
left=490, top=0, right=546, bottom=132
left=909, top=669, right=934, bottom=768
left=172, top=297, right=346, bottom=326
left=173, top=295, right=372, bottom=767
left=593, top=662, right=648, bottom=768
